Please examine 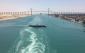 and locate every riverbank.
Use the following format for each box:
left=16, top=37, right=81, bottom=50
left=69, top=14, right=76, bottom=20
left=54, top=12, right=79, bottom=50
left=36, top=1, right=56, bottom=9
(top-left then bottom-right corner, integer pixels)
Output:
left=50, top=14, right=85, bottom=24
left=0, top=15, right=31, bottom=21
